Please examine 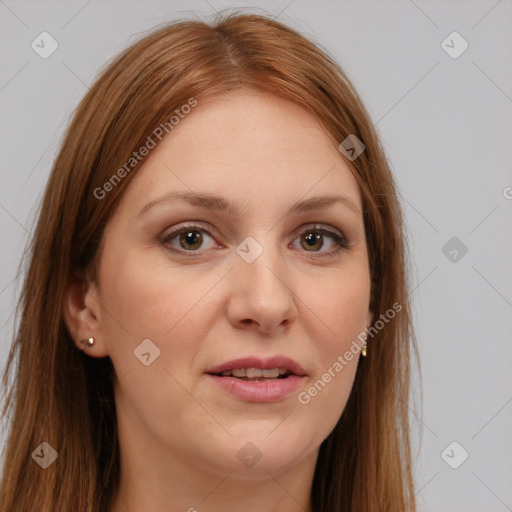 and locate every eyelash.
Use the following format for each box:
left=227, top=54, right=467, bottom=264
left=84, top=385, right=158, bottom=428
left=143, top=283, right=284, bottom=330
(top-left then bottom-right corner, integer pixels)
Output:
left=161, top=223, right=351, bottom=258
